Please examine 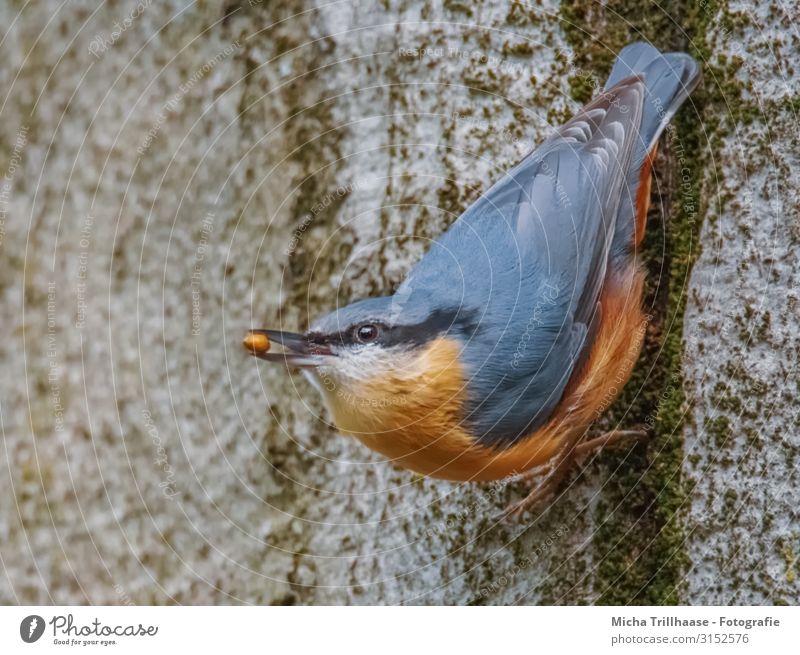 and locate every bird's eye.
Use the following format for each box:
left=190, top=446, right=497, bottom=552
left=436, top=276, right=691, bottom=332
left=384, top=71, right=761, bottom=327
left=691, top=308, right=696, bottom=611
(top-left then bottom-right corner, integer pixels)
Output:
left=355, top=323, right=380, bottom=343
